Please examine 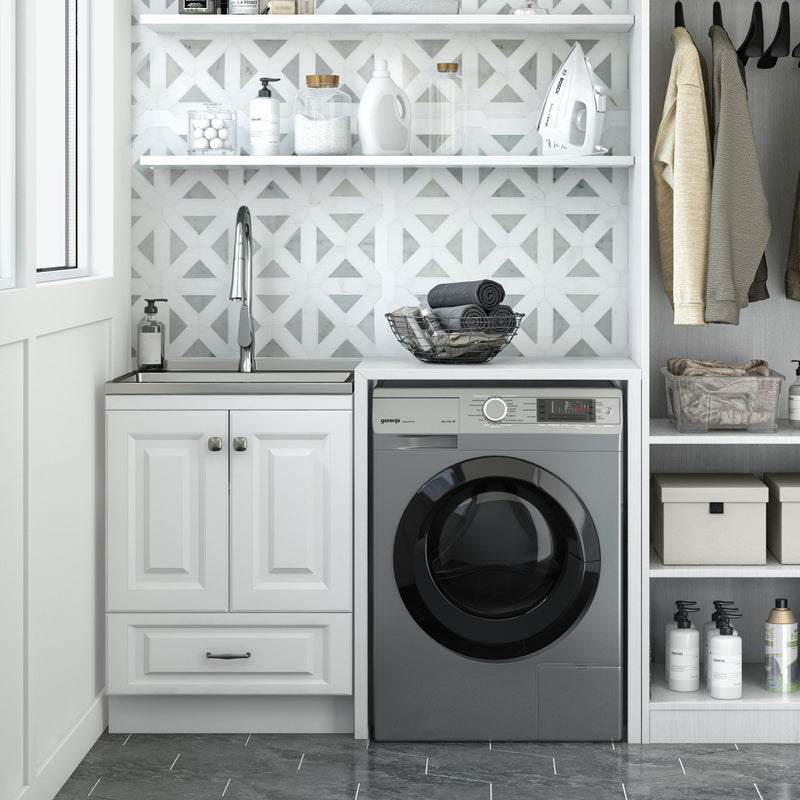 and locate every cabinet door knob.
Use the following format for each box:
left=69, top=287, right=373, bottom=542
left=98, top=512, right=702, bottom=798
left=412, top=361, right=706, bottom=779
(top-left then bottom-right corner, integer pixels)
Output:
left=208, top=437, right=223, bottom=452
left=233, top=437, right=248, bottom=452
